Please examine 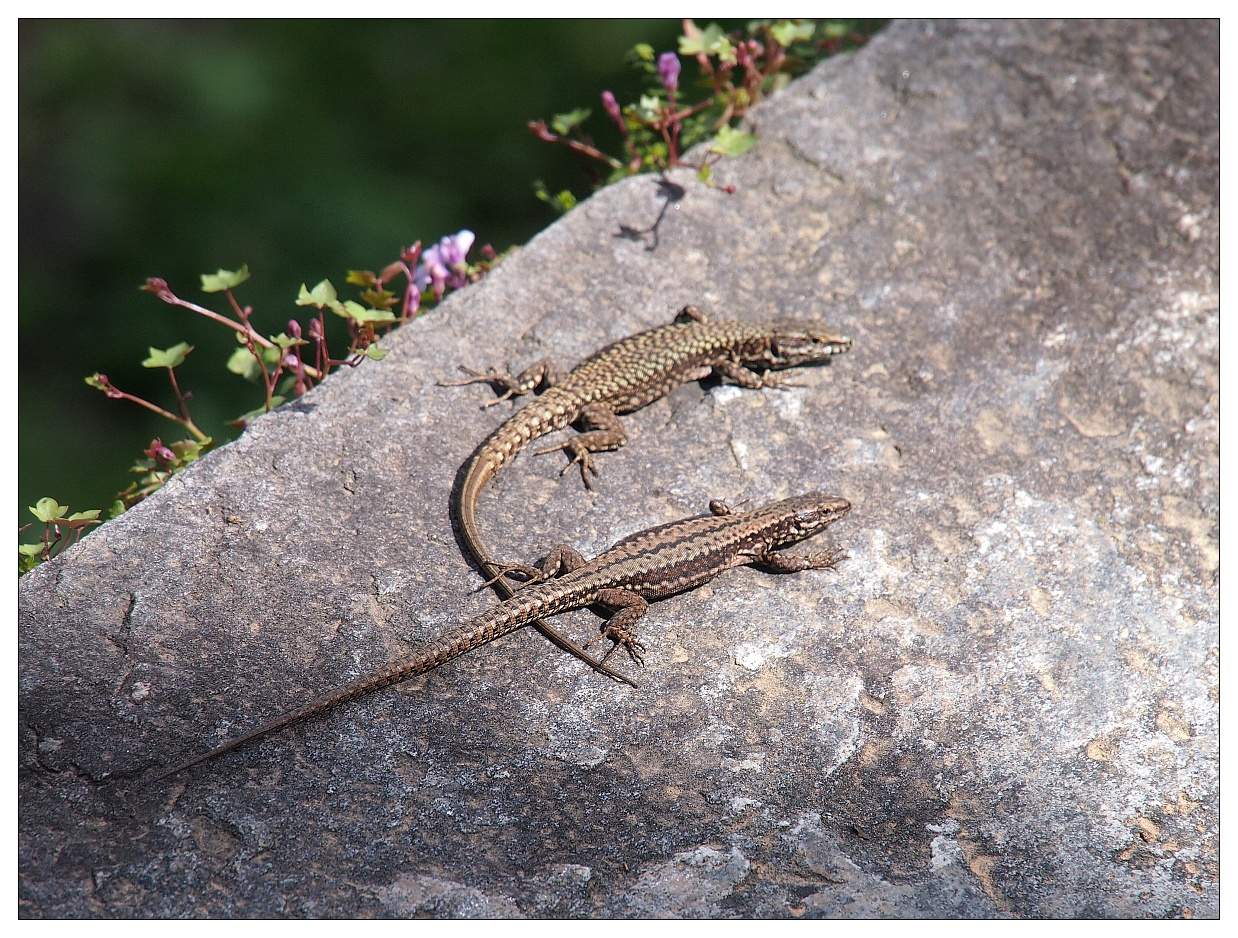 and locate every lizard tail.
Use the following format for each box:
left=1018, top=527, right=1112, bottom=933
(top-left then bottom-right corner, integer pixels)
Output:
left=456, top=449, right=508, bottom=590
left=152, top=607, right=530, bottom=783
